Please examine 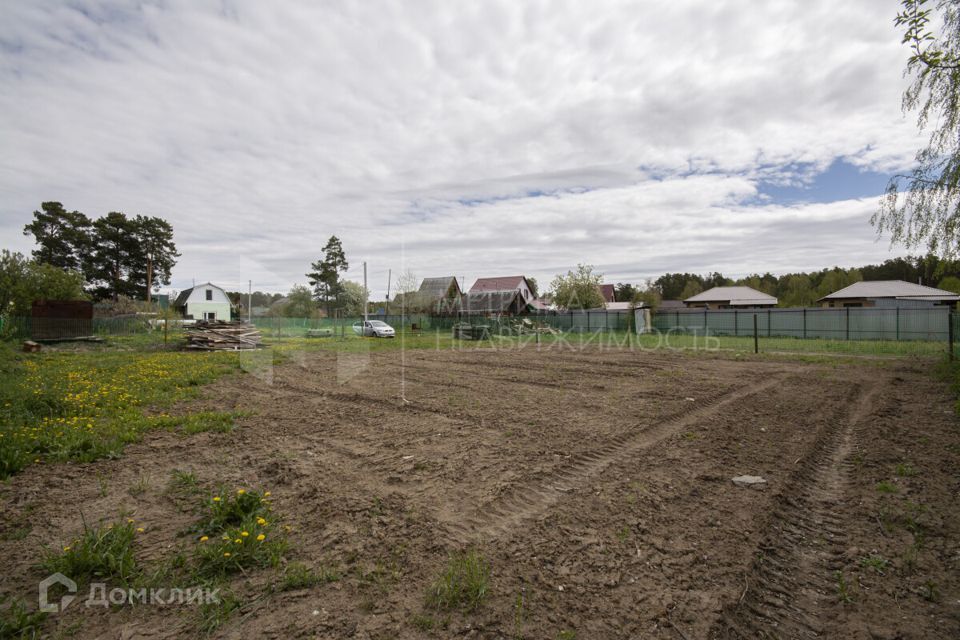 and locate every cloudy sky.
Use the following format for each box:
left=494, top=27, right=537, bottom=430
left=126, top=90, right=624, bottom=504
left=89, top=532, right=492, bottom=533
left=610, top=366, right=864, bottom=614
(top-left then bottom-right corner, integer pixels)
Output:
left=0, top=0, right=922, bottom=297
